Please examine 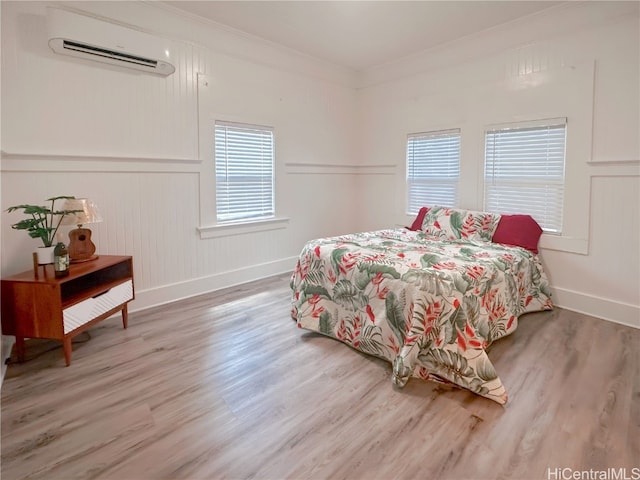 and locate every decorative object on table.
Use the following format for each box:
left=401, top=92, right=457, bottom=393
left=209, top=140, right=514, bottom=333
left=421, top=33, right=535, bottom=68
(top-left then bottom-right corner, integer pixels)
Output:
left=6, top=196, right=81, bottom=265
left=60, top=198, right=103, bottom=262
left=35, top=246, right=56, bottom=267
left=53, top=240, right=70, bottom=278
